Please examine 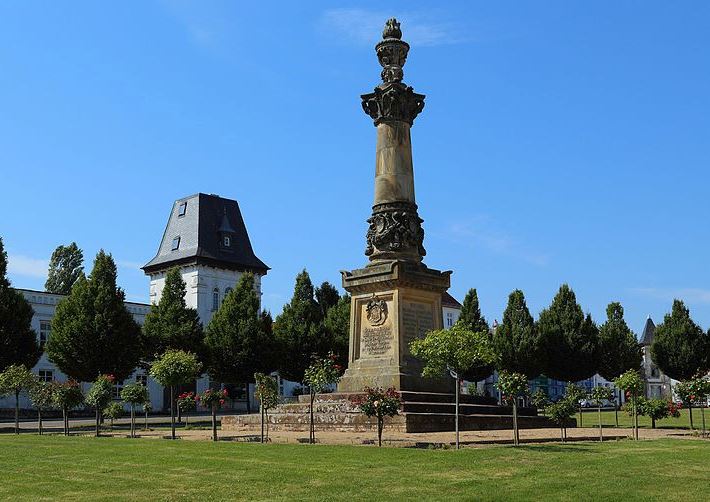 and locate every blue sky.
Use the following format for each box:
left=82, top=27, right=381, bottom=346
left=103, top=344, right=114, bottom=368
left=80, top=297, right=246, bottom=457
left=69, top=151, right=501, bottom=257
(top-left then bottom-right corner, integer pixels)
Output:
left=1, top=1, right=709, bottom=336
